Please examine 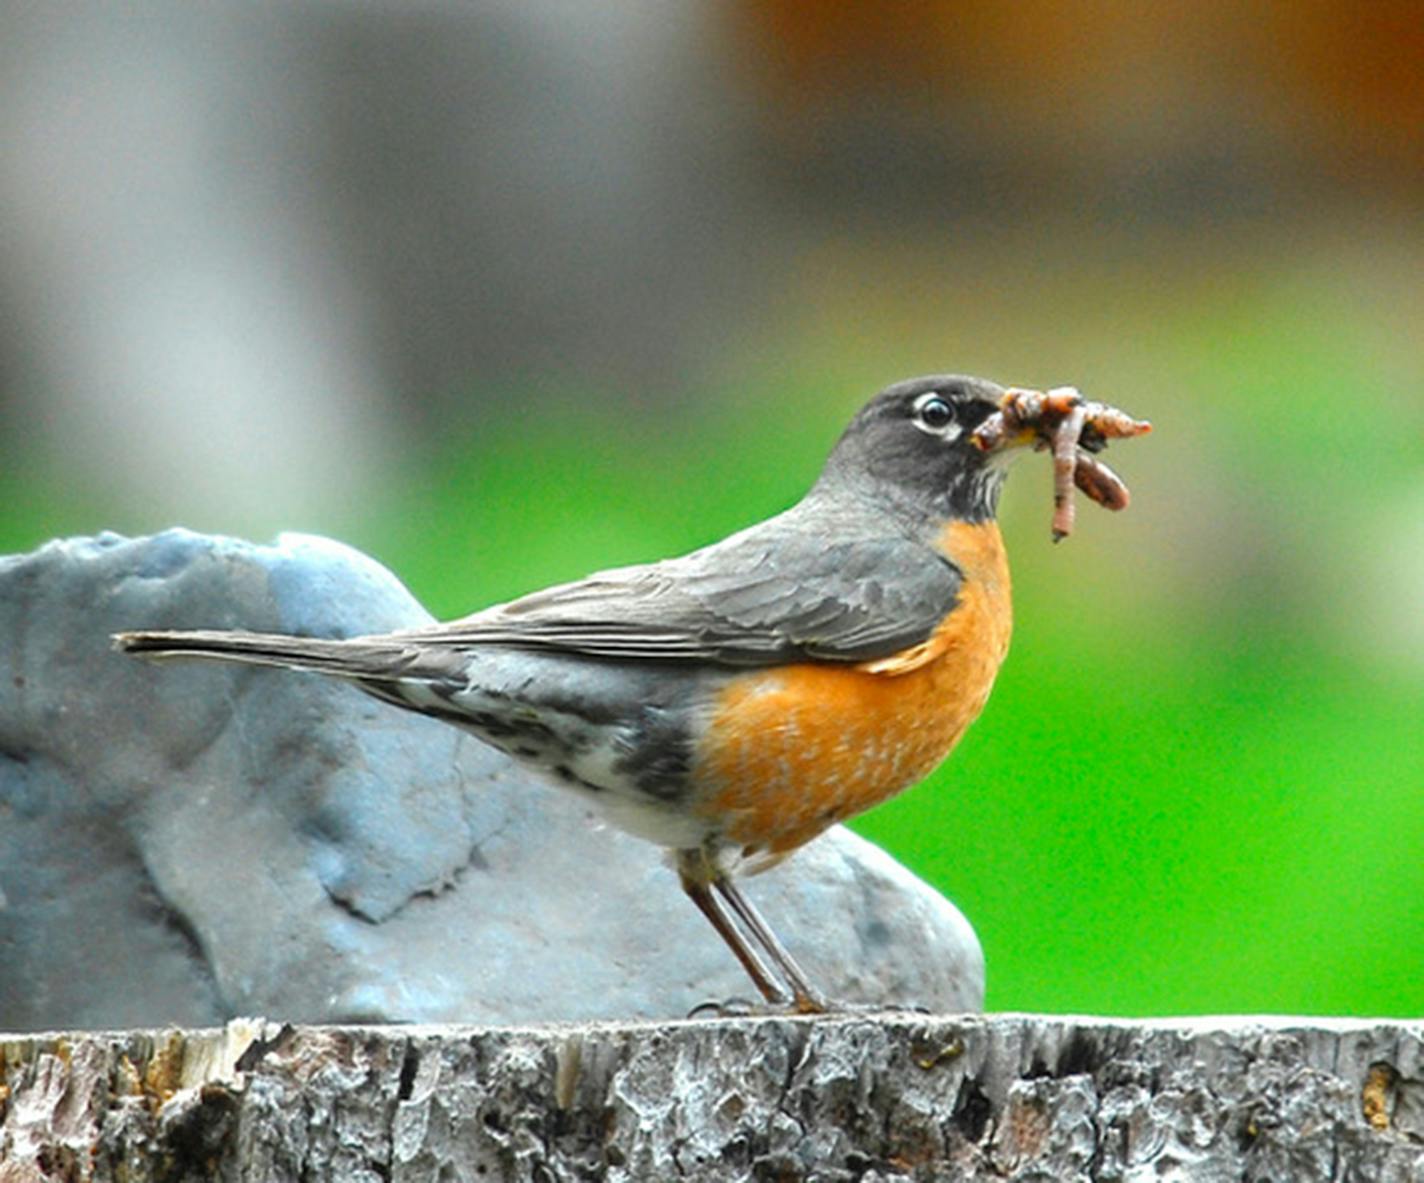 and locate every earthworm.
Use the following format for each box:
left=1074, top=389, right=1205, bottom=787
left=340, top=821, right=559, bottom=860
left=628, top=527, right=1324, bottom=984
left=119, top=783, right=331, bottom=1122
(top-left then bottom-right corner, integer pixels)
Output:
left=1073, top=452, right=1129, bottom=512
left=971, top=387, right=1150, bottom=540
left=1050, top=401, right=1089, bottom=542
